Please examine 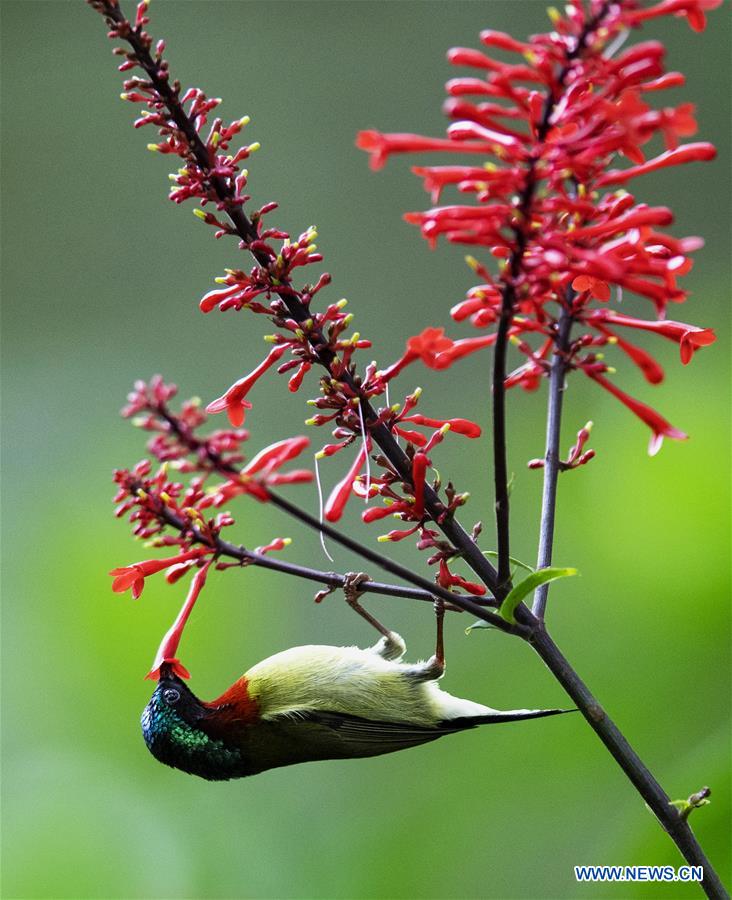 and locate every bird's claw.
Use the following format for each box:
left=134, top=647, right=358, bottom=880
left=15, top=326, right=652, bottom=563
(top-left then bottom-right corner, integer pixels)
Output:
left=343, top=571, right=371, bottom=607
